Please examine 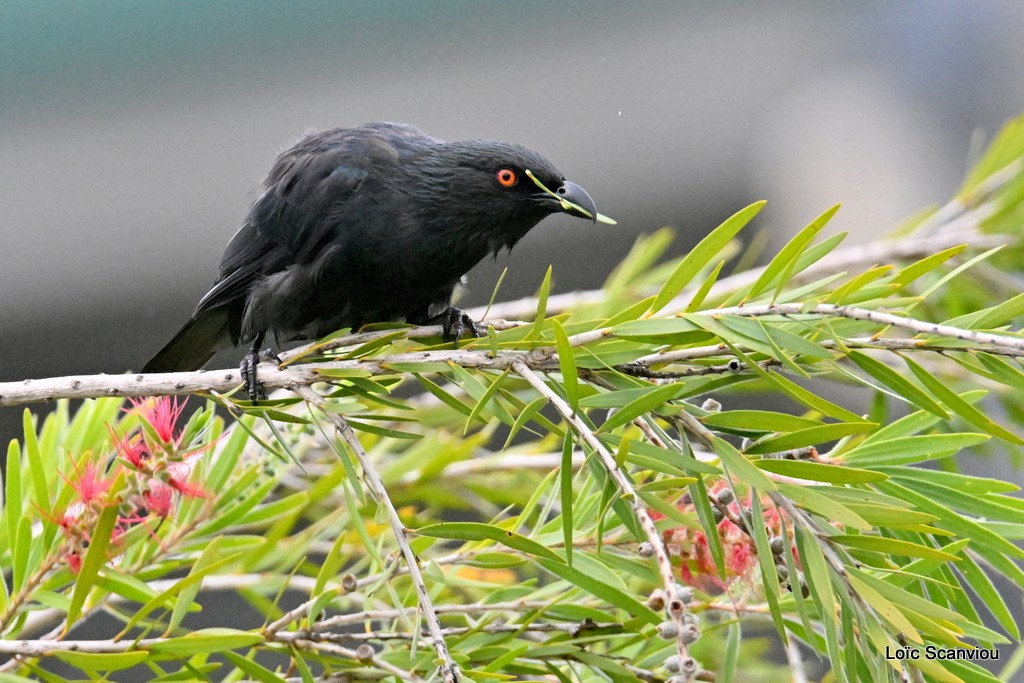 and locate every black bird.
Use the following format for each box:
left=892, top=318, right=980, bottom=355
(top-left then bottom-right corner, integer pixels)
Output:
left=143, top=122, right=611, bottom=398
